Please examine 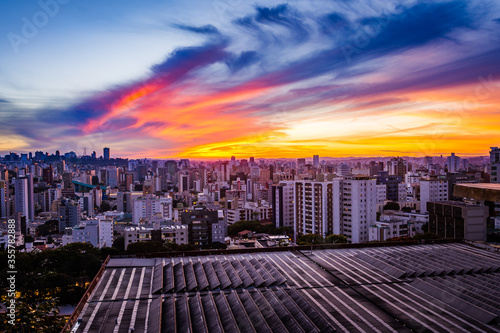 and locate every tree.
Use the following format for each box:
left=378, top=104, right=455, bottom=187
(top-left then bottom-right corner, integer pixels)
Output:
left=100, top=202, right=111, bottom=212
left=36, top=220, right=59, bottom=236
left=383, top=202, right=400, bottom=211
left=325, top=234, right=347, bottom=244
left=126, top=241, right=166, bottom=255
left=228, top=220, right=262, bottom=236
left=0, top=294, right=65, bottom=332
left=47, top=235, right=54, bottom=244
left=413, top=232, right=440, bottom=240
left=297, top=233, right=324, bottom=245
left=401, top=206, right=412, bottom=213
left=99, top=246, right=122, bottom=259
left=112, top=236, right=125, bottom=252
